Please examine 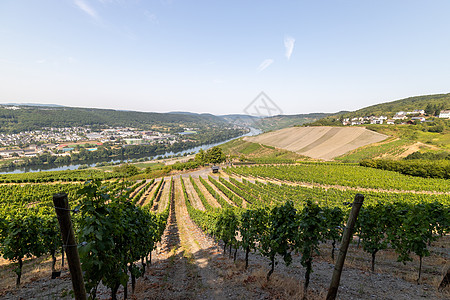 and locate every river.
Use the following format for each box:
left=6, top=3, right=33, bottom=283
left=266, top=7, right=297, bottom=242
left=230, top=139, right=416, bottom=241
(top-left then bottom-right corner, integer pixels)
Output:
left=0, top=127, right=262, bottom=174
